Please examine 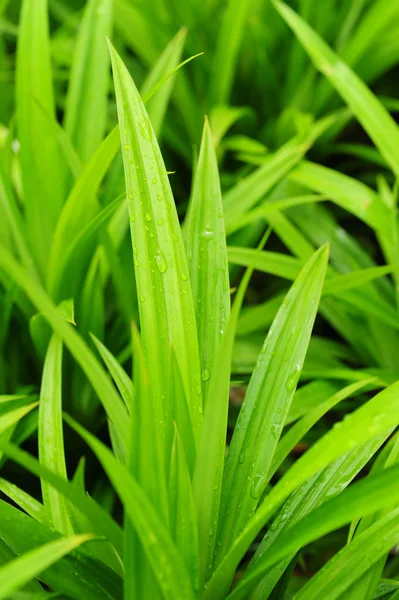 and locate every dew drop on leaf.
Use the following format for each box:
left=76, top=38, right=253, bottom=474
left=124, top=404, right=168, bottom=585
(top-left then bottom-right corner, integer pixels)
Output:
left=250, top=473, right=265, bottom=499
left=138, top=119, right=152, bottom=142
left=201, top=367, right=210, bottom=381
left=201, top=225, right=215, bottom=240
left=285, top=364, right=301, bottom=392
